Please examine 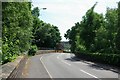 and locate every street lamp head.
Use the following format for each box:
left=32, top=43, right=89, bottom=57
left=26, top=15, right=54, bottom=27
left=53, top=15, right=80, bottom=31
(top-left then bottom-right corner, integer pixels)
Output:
left=39, top=8, right=47, bottom=16
left=42, top=8, right=47, bottom=10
